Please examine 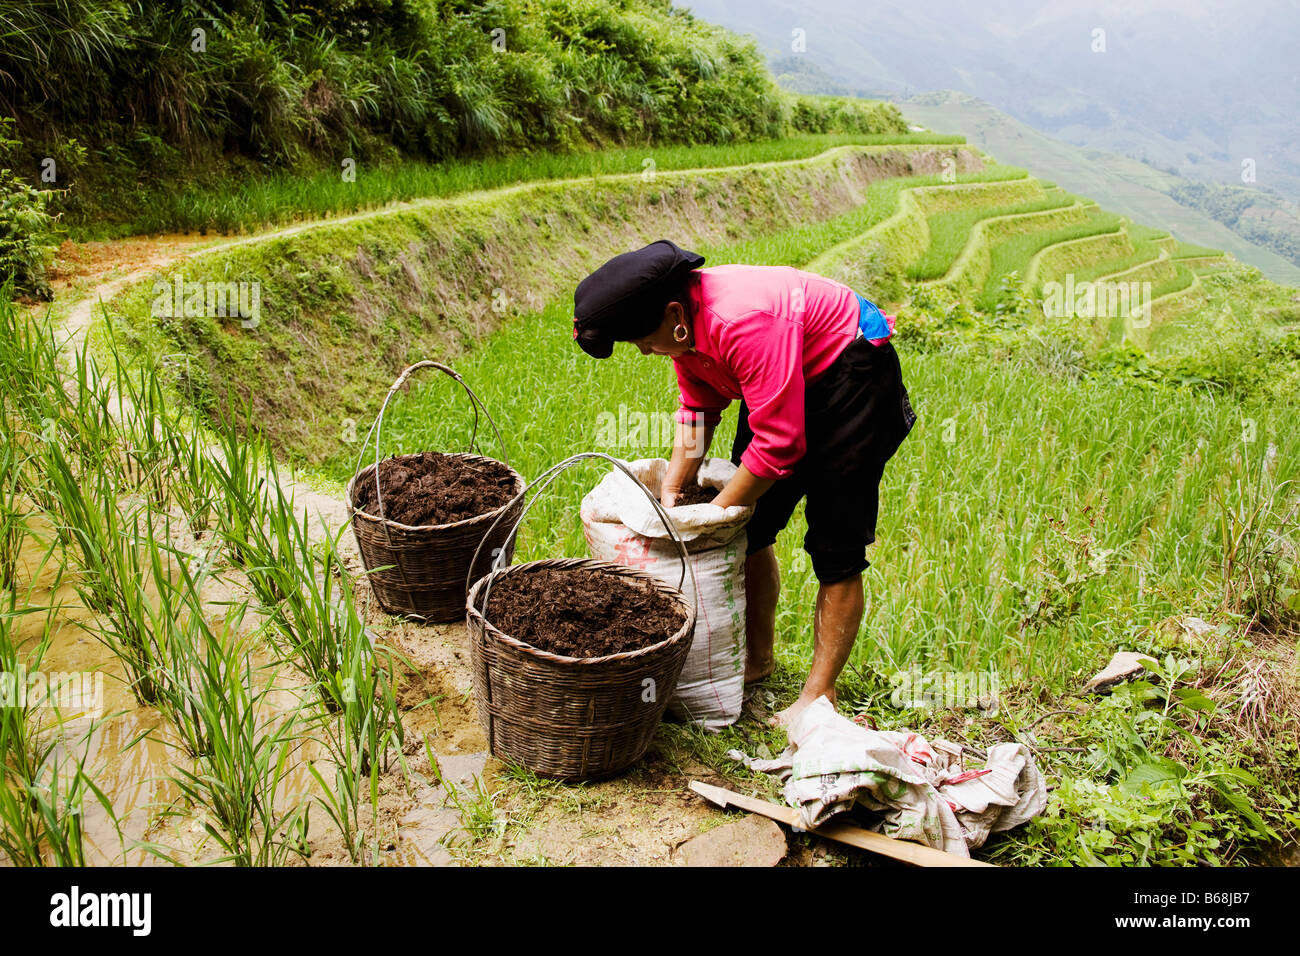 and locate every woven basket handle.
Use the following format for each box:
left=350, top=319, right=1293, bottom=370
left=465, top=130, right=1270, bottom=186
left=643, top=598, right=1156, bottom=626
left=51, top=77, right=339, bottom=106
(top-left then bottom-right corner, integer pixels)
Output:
left=469, top=452, right=697, bottom=624
left=355, top=361, right=510, bottom=523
